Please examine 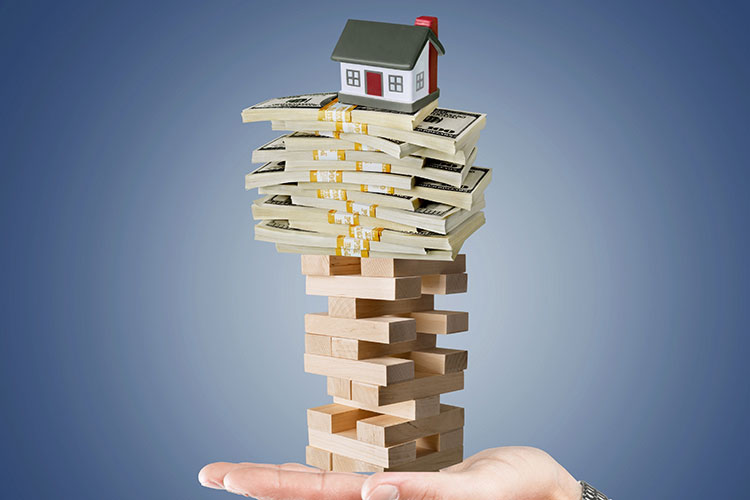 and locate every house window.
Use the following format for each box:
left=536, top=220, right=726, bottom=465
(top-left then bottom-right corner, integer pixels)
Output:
left=346, top=69, right=361, bottom=87
left=416, top=71, right=425, bottom=91
left=388, top=75, right=403, bottom=93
